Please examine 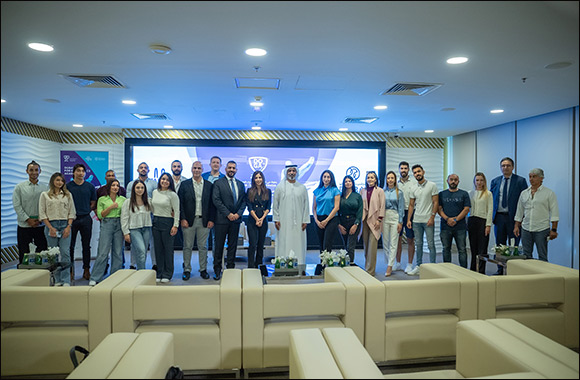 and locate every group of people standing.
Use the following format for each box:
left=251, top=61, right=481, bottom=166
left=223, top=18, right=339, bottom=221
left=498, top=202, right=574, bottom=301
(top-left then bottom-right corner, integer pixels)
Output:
left=12, top=155, right=560, bottom=285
